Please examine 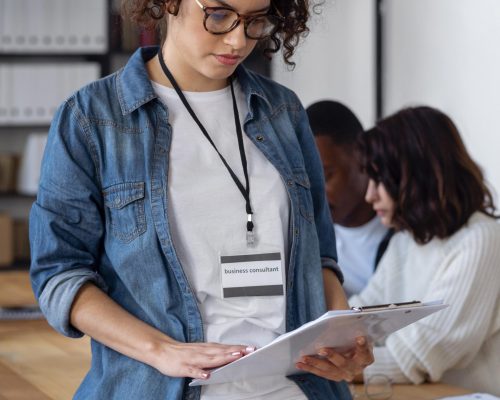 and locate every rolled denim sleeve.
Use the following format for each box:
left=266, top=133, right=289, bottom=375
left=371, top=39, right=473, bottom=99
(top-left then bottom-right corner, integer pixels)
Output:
left=30, top=98, right=106, bottom=337
left=292, top=96, right=344, bottom=284
left=321, top=257, right=344, bottom=284
left=38, top=268, right=108, bottom=337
